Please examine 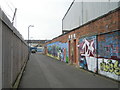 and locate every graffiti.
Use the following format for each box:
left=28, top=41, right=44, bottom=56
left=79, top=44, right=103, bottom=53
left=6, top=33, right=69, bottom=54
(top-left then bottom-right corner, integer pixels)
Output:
left=79, top=36, right=97, bottom=72
left=79, top=56, right=88, bottom=69
left=98, top=31, right=120, bottom=81
left=98, top=31, right=120, bottom=60
left=100, top=59, right=120, bottom=75
left=46, top=31, right=120, bottom=81
left=47, top=42, right=69, bottom=63
left=81, top=38, right=95, bottom=57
